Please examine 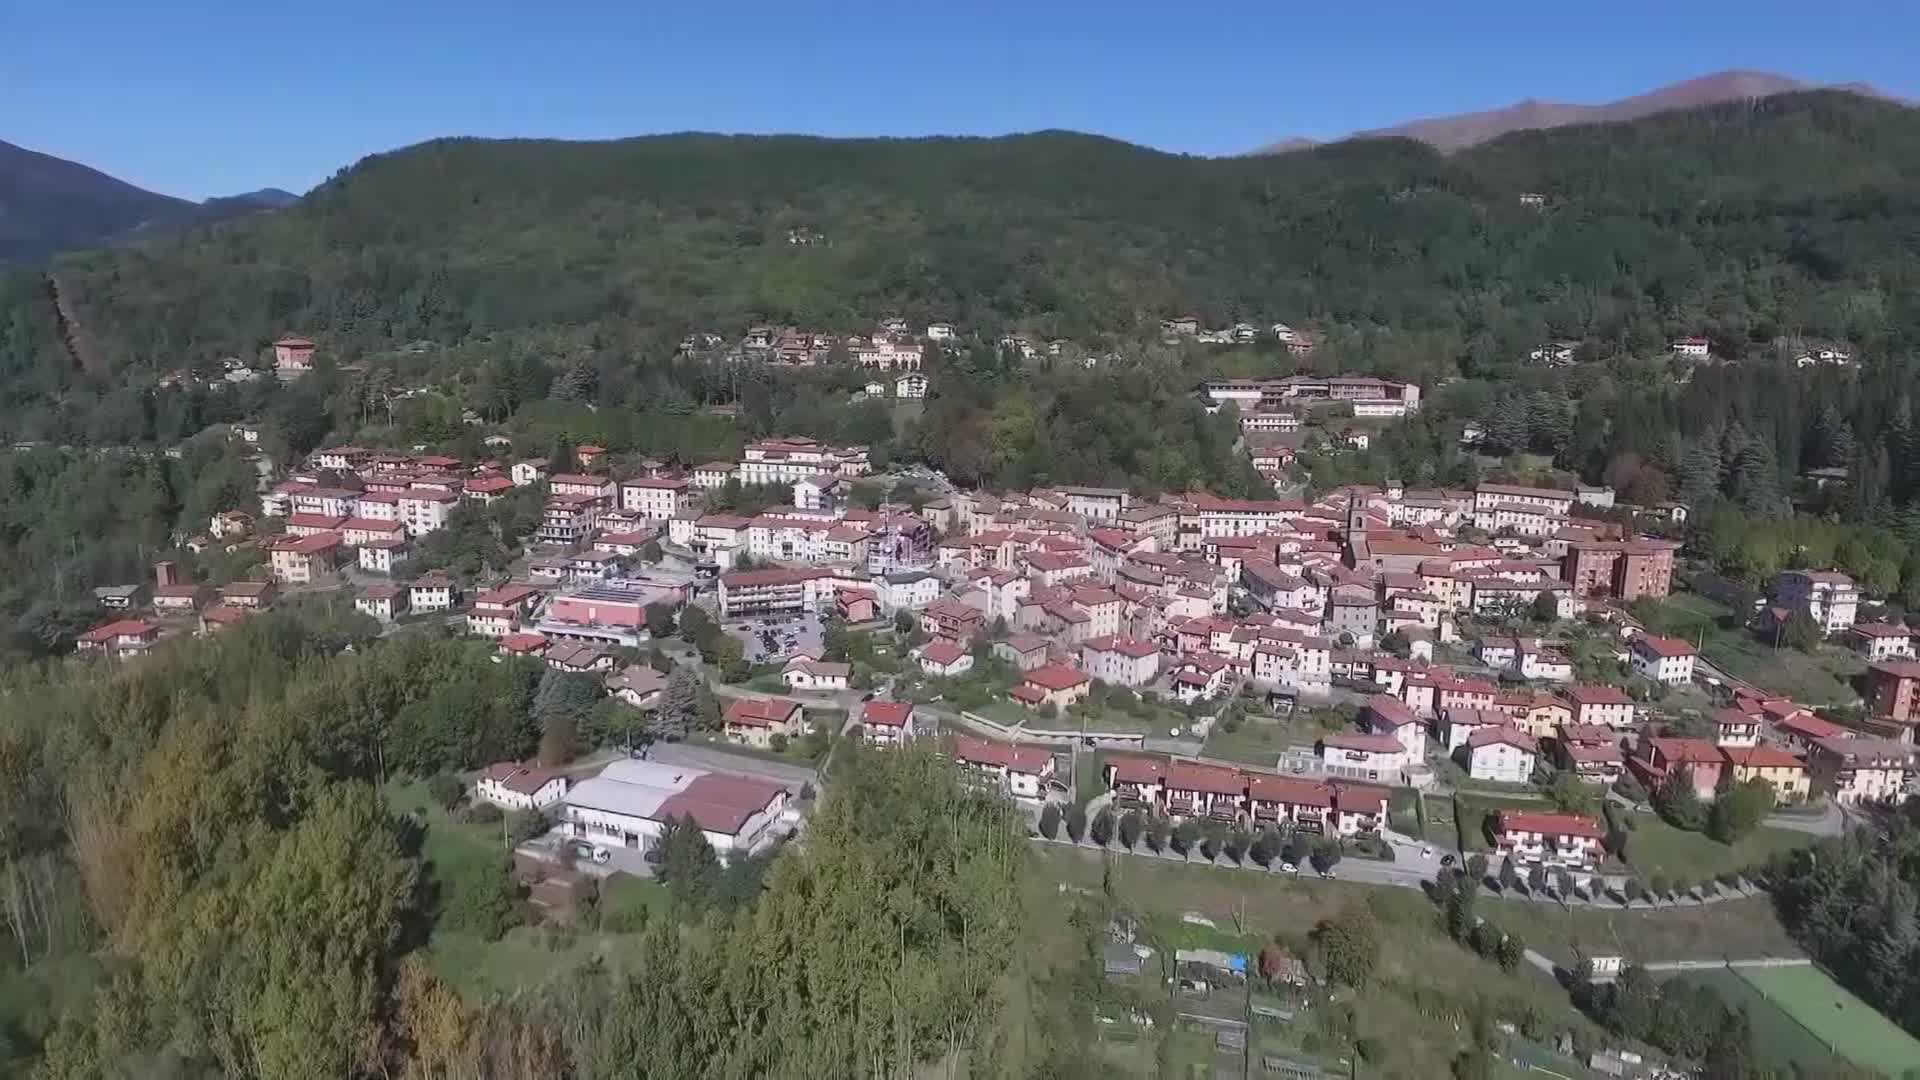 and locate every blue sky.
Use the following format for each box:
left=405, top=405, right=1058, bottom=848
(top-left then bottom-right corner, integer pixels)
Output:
left=9, top=0, right=1917, bottom=199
